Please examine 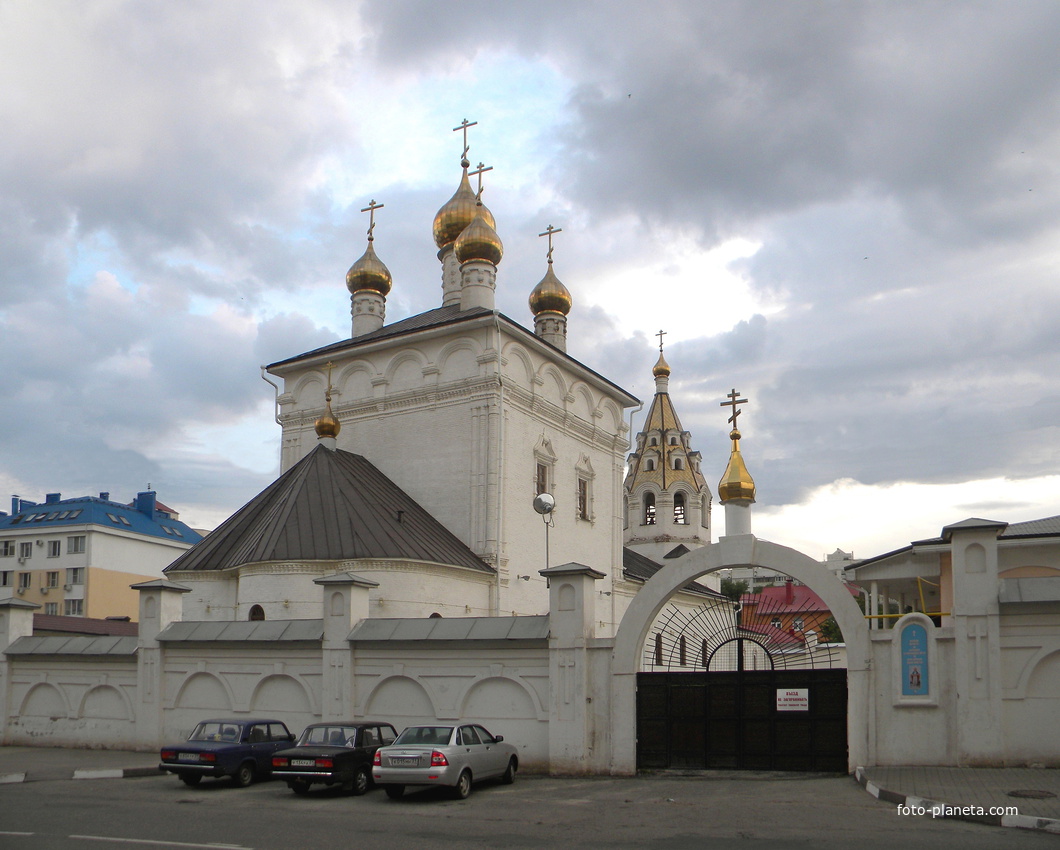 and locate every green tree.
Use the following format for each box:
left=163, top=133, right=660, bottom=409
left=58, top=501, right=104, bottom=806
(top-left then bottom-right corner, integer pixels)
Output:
left=720, top=576, right=749, bottom=601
